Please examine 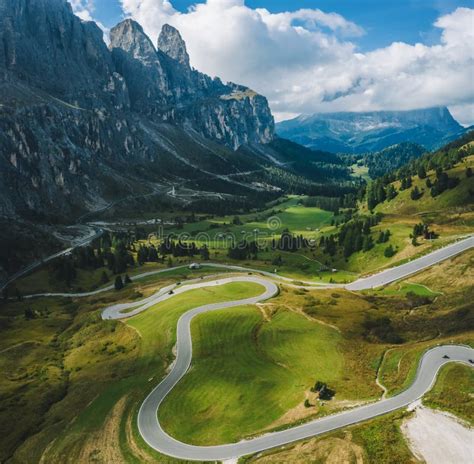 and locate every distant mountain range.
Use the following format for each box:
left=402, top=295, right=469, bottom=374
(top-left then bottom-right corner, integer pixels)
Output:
left=276, top=107, right=468, bottom=154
